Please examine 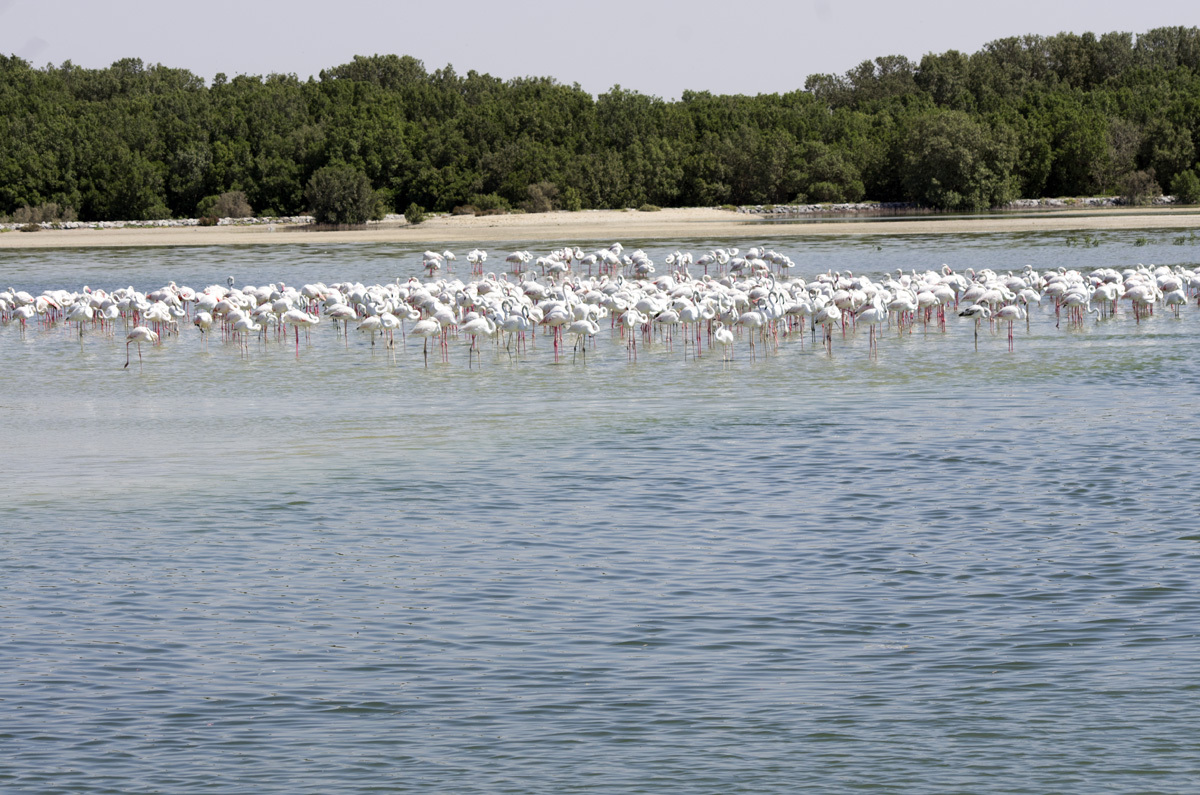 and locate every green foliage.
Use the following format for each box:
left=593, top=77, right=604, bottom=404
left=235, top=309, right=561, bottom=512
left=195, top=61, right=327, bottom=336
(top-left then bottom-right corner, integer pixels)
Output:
left=1171, top=169, right=1200, bottom=203
left=470, top=193, right=511, bottom=213
left=403, top=202, right=424, bottom=224
left=900, top=110, right=1019, bottom=210
left=638, top=203, right=661, bottom=212
left=306, top=165, right=378, bottom=225
left=1, top=29, right=1200, bottom=220
left=561, top=186, right=583, bottom=212
left=196, top=190, right=253, bottom=218
left=371, top=189, right=389, bottom=220
left=522, top=181, right=559, bottom=213
left=11, top=202, right=76, bottom=223
left=1120, top=170, right=1161, bottom=205
left=795, top=141, right=866, bottom=203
